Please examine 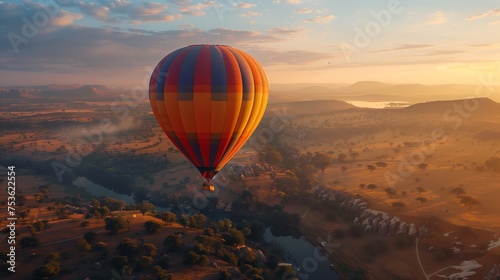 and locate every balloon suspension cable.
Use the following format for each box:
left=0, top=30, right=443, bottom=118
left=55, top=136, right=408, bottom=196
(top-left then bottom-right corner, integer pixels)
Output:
left=202, top=178, right=215, bottom=192
left=203, top=178, right=212, bottom=186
